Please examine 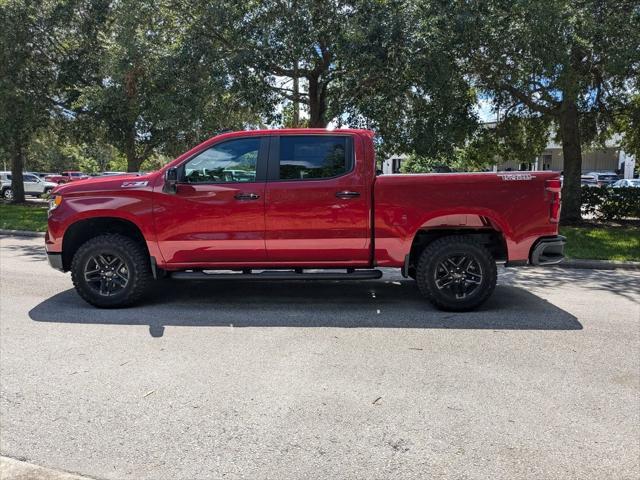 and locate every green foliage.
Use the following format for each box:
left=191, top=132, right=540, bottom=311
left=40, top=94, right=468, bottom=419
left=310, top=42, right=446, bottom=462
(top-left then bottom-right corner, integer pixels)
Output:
left=401, top=116, right=550, bottom=173
left=70, top=0, right=260, bottom=172
left=0, top=0, right=107, bottom=200
left=2, top=0, right=638, bottom=200
left=184, top=0, right=478, bottom=158
left=581, top=186, right=640, bottom=221
left=614, top=94, right=640, bottom=176
left=438, top=0, right=640, bottom=221
left=334, top=0, right=478, bottom=158
left=26, top=126, right=123, bottom=173
left=280, top=103, right=309, bottom=129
